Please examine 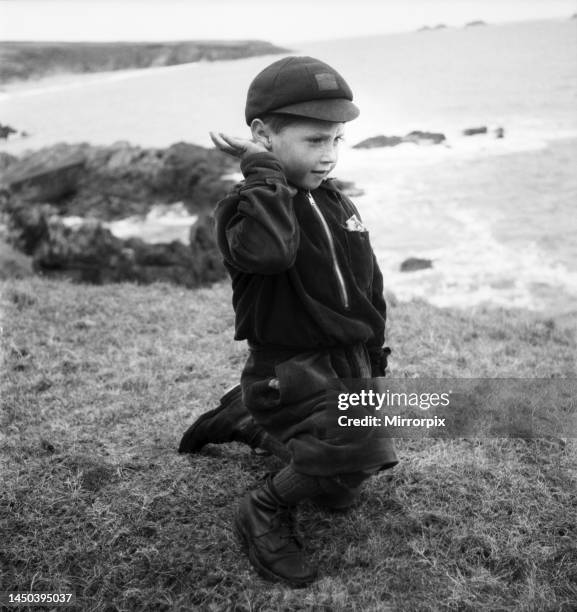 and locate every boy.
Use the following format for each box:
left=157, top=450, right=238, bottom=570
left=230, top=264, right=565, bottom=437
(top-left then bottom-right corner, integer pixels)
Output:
left=181, top=56, right=397, bottom=587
